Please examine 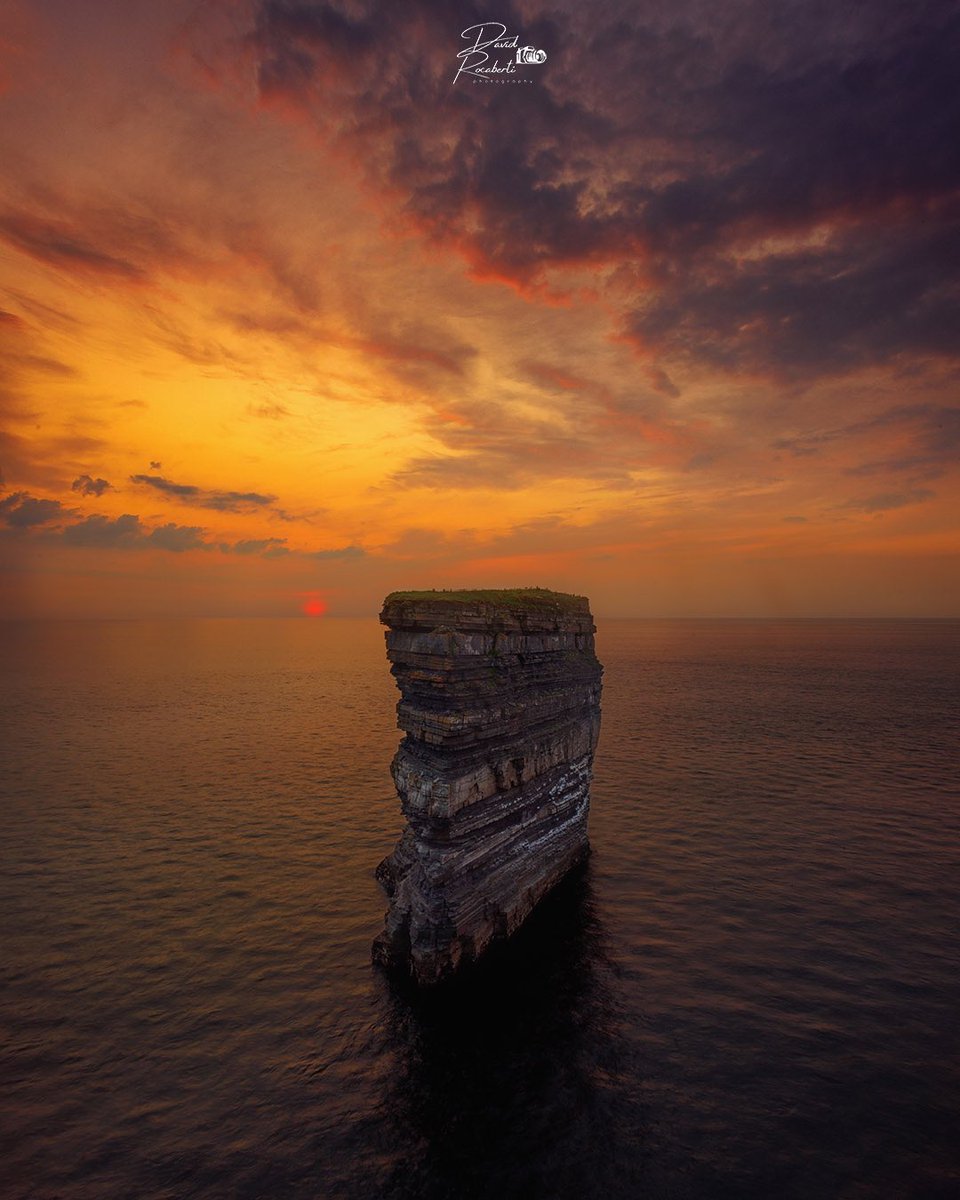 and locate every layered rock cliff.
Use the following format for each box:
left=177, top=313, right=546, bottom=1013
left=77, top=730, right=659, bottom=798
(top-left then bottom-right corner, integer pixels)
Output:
left=373, top=588, right=603, bottom=985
